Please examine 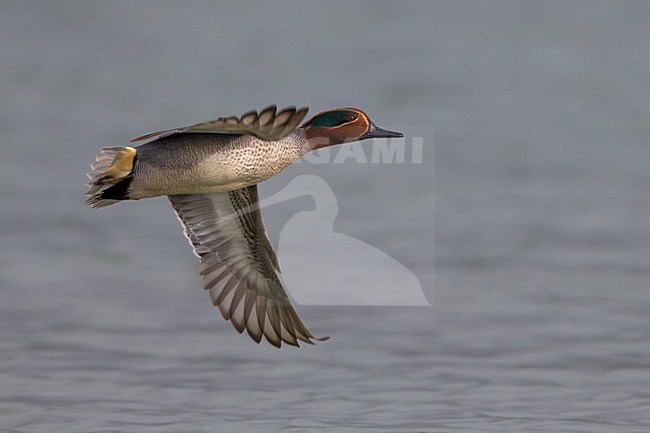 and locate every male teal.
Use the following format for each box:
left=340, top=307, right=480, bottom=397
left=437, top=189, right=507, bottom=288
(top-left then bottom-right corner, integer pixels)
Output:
left=85, top=105, right=403, bottom=348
